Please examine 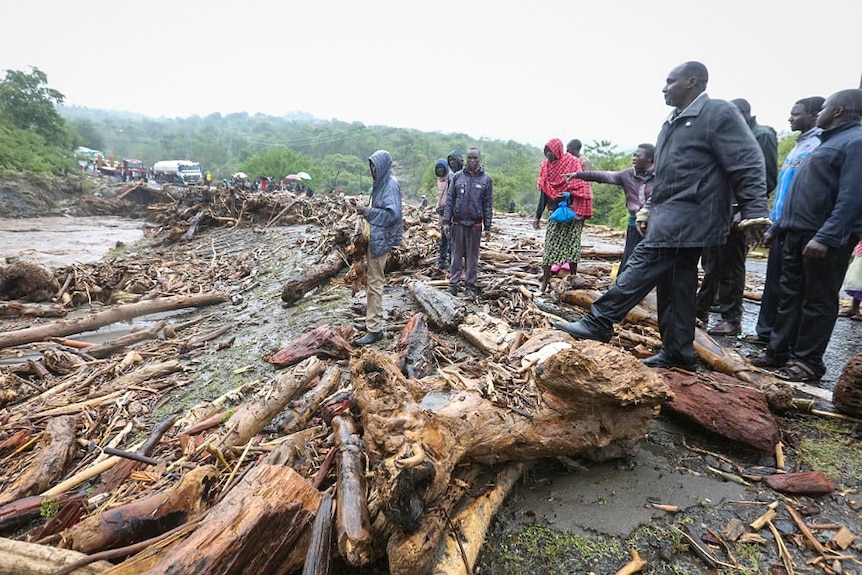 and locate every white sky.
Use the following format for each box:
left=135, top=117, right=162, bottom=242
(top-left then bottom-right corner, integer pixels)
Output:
left=3, top=0, right=861, bottom=151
